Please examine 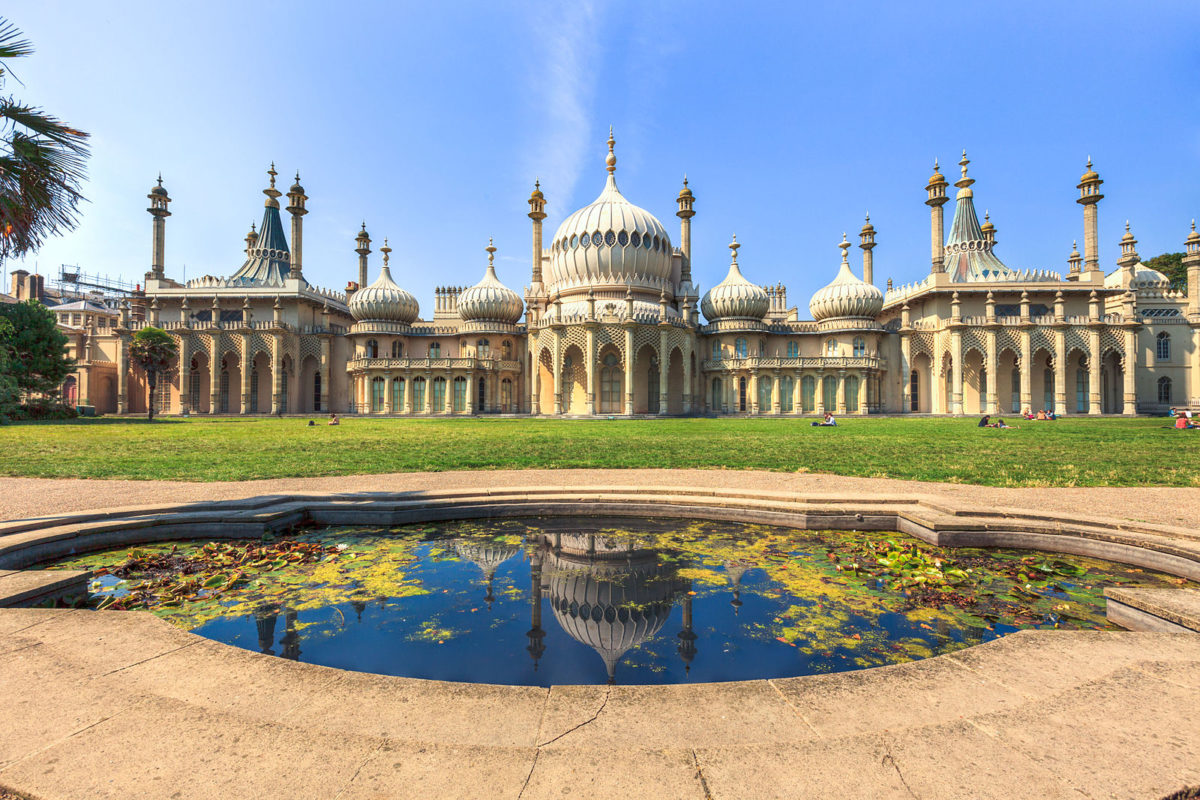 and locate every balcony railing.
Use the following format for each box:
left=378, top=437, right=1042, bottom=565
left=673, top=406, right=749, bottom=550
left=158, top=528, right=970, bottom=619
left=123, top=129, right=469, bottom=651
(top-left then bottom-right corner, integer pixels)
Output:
left=701, top=355, right=881, bottom=371
left=347, top=357, right=522, bottom=372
